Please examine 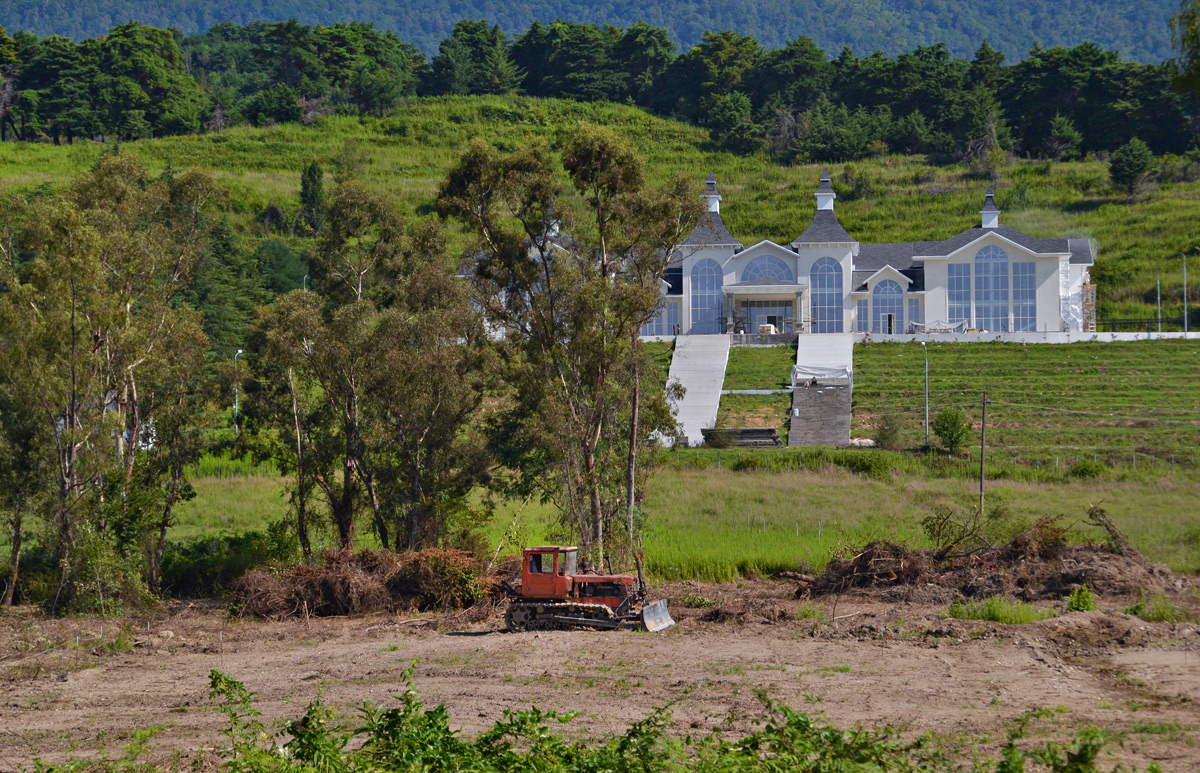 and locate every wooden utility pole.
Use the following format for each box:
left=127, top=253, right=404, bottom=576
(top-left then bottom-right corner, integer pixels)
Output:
left=979, top=390, right=988, bottom=515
